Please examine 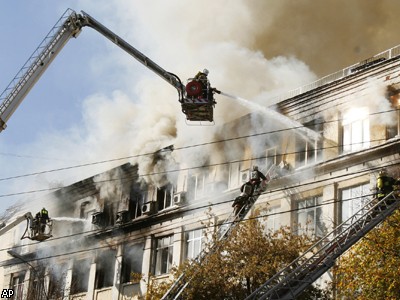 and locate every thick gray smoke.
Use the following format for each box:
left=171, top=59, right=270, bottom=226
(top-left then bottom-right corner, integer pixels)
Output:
left=4, top=0, right=400, bottom=210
